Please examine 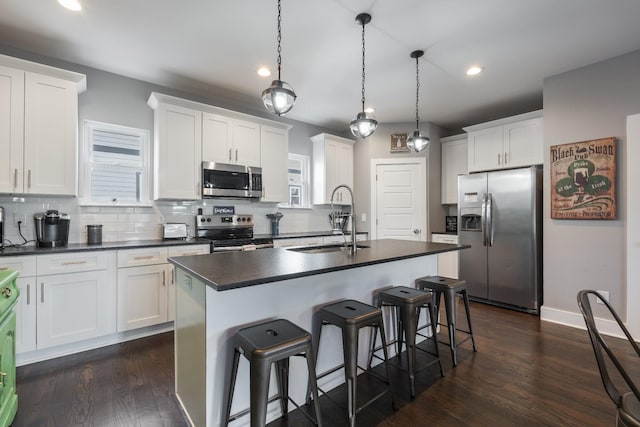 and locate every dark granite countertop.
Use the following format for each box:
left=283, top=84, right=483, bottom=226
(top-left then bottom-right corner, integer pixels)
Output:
left=169, top=239, right=469, bottom=292
left=0, top=238, right=211, bottom=257
left=254, top=231, right=368, bottom=240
